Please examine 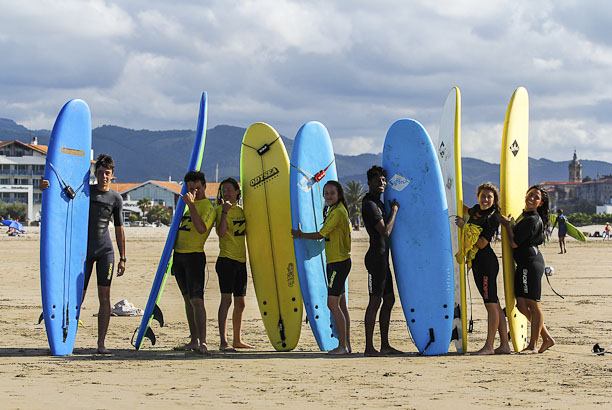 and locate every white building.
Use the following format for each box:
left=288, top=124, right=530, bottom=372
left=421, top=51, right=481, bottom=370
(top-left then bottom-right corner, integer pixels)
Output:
left=0, top=138, right=94, bottom=223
